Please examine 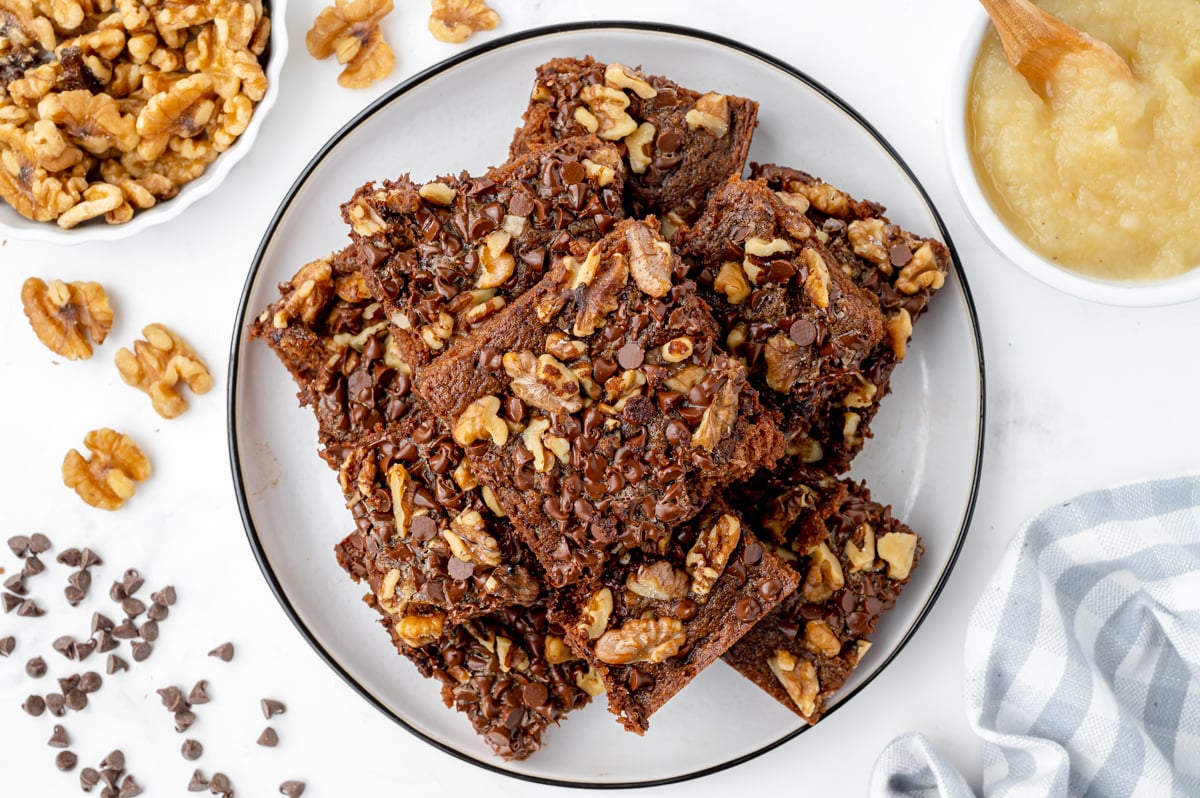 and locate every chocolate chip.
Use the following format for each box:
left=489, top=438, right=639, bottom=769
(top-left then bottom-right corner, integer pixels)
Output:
left=208, top=642, right=234, bottom=662
left=70, top=568, right=93, bottom=591
left=66, top=689, right=88, bottom=711
left=0, top=635, right=13, bottom=656
left=109, top=582, right=127, bottom=602
left=96, top=631, right=118, bottom=653
left=257, top=726, right=278, bottom=747
left=3, top=574, right=26, bottom=595
left=188, top=680, right=209, bottom=705
left=29, top=533, right=51, bottom=553
left=92, top=612, right=115, bottom=633
left=627, top=668, right=655, bottom=691
left=53, top=636, right=76, bottom=658
left=58, top=674, right=80, bottom=693
left=130, top=640, right=152, bottom=661
left=447, top=555, right=475, bottom=581
left=789, top=318, right=817, bottom=346
left=81, top=767, right=101, bottom=791
left=261, top=698, right=286, bottom=719
left=734, top=595, right=761, bottom=621
left=121, top=598, right=146, bottom=618
left=158, top=686, right=186, bottom=712
left=187, top=769, right=208, bottom=792
left=139, top=620, right=159, bottom=642
left=522, top=682, right=548, bottom=708
left=22, top=554, right=45, bottom=576
left=279, top=781, right=306, bottom=797
left=181, top=739, right=203, bottom=761
left=101, top=768, right=121, bottom=788
left=80, top=671, right=102, bottom=692
left=48, top=724, right=70, bottom=747
left=25, top=656, right=46, bottom=678
left=146, top=602, right=168, bottom=622
left=57, top=548, right=82, bottom=567
left=101, top=750, right=125, bottom=772
left=56, top=750, right=78, bottom=771
left=122, top=569, right=144, bottom=595
left=75, top=640, right=95, bottom=661
left=17, top=598, right=44, bottom=616
left=65, top=585, right=87, bottom=606
left=107, top=654, right=129, bottom=674
left=174, top=709, right=196, bottom=732
left=113, top=619, right=138, bottom=639
left=150, top=586, right=177, bottom=606
left=890, top=243, right=913, bottom=267
left=2, top=593, right=22, bottom=613
left=118, top=775, right=143, bottom=797
left=617, top=341, right=645, bottom=369
left=7, top=535, right=30, bottom=557
left=410, top=516, right=437, bottom=541
left=22, top=694, right=45, bottom=716
left=210, top=772, right=232, bottom=794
